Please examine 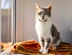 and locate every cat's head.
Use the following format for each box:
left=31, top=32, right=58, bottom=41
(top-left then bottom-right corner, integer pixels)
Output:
left=36, top=4, right=52, bottom=22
